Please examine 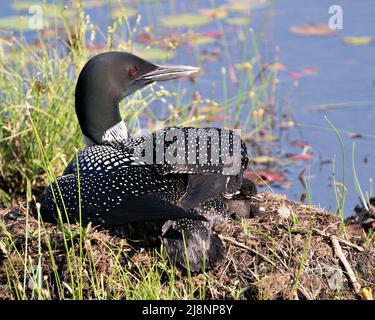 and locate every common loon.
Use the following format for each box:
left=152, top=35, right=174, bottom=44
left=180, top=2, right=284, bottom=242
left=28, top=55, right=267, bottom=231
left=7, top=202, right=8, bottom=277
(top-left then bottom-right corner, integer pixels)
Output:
left=41, top=51, right=253, bottom=271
